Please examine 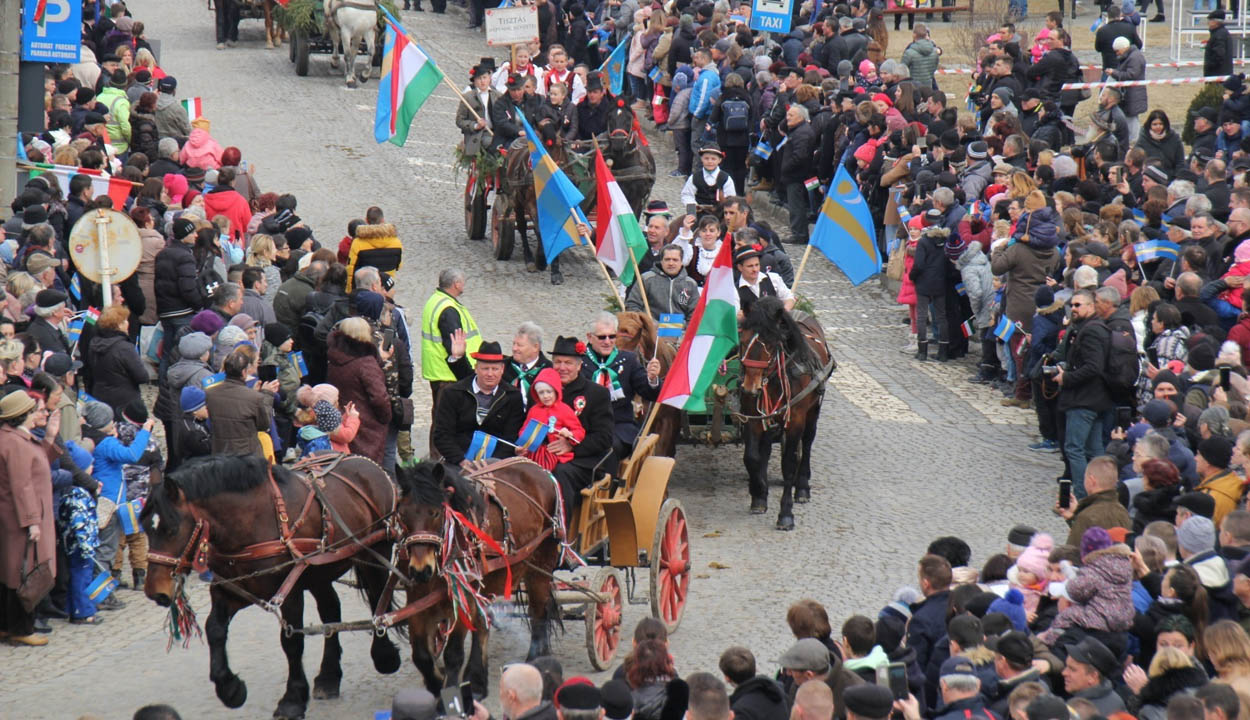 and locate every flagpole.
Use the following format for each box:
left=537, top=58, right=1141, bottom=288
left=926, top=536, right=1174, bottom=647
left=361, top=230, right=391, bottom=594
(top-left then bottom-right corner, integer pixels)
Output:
left=790, top=244, right=815, bottom=290
left=382, top=9, right=490, bottom=131
left=627, top=247, right=651, bottom=317
left=577, top=215, right=626, bottom=311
